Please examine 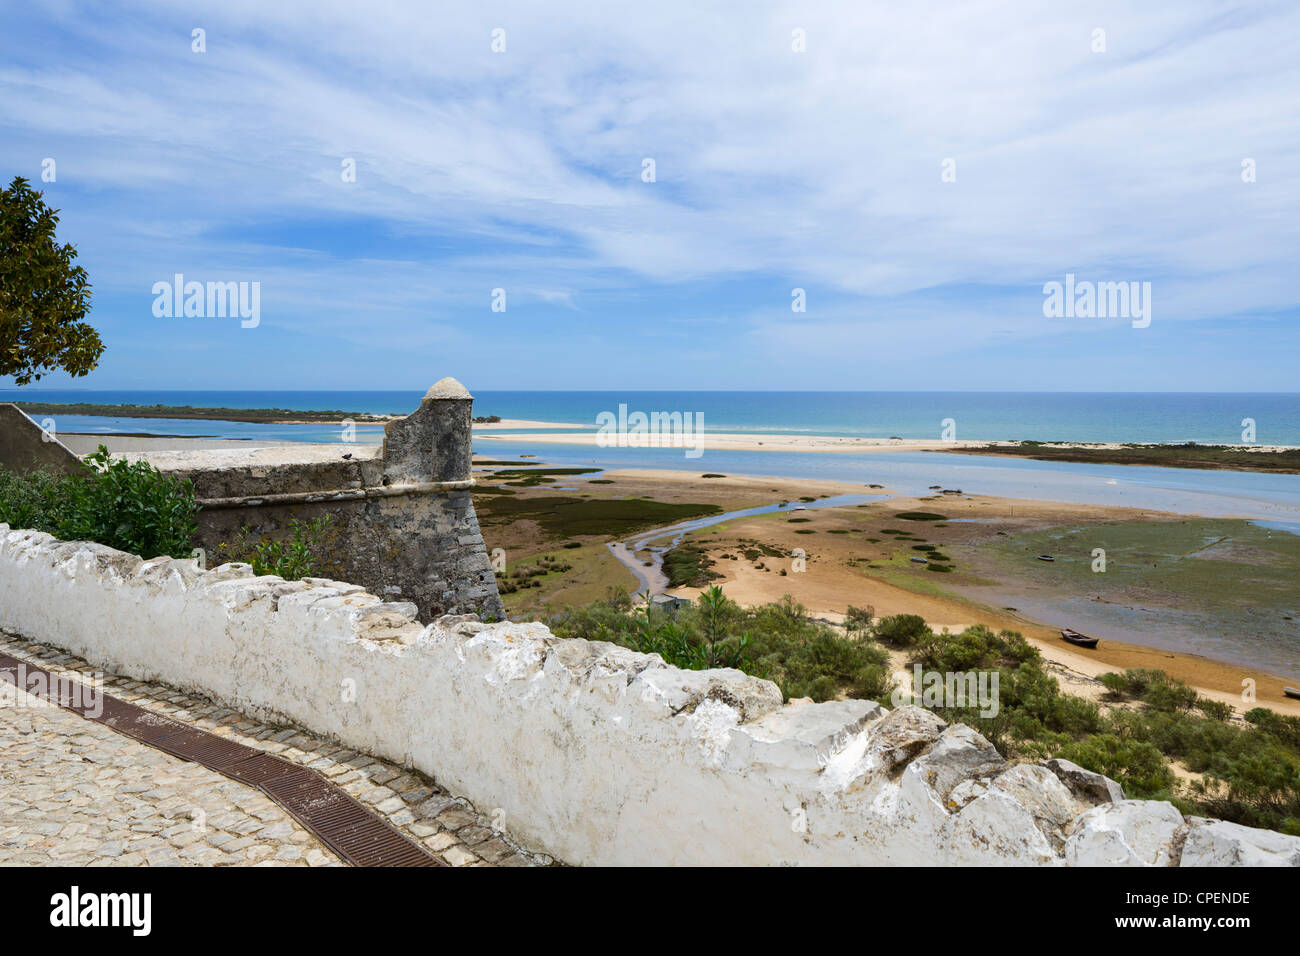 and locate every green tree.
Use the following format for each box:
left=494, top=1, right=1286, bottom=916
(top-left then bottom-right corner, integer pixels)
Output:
left=1, top=176, right=103, bottom=384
